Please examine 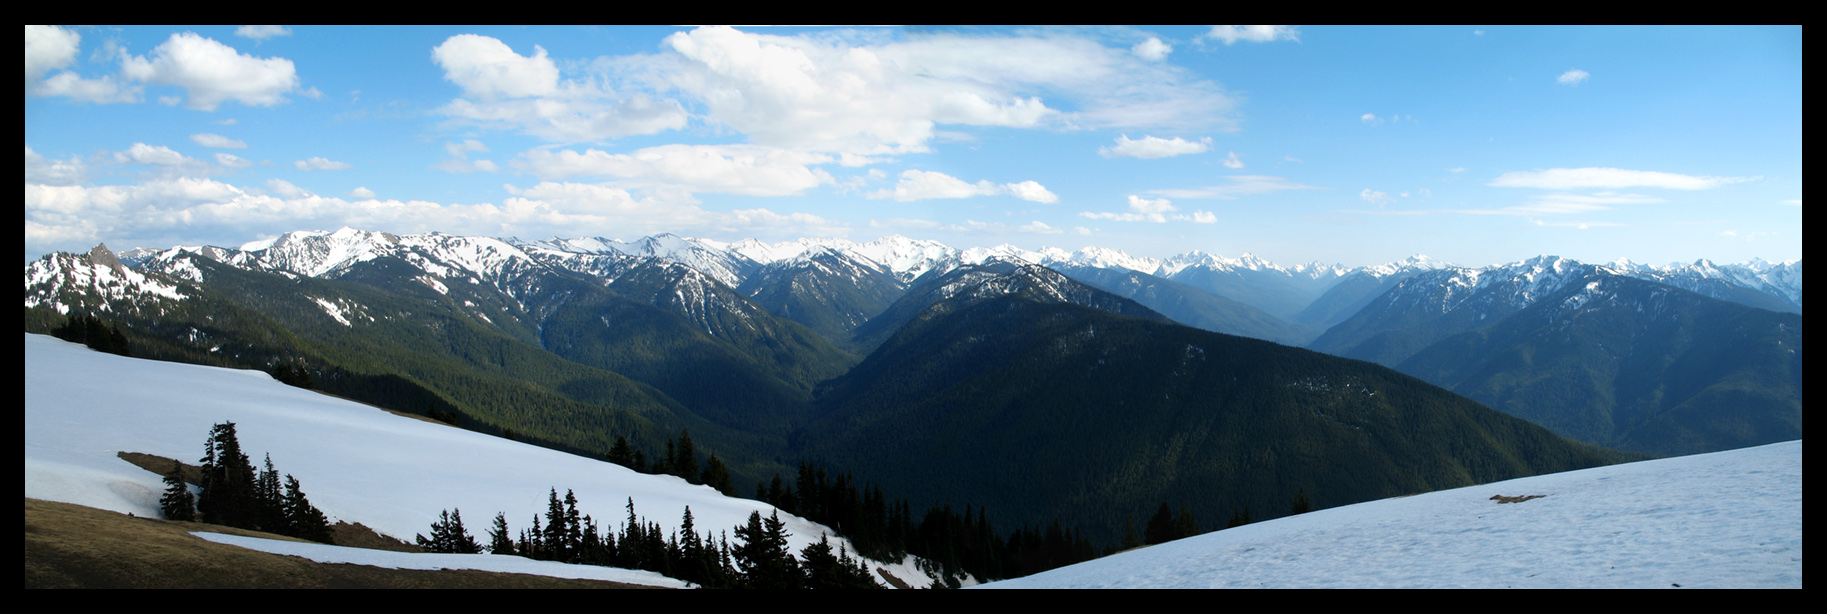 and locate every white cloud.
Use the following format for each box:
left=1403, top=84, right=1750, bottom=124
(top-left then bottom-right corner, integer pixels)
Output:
left=1004, top=180, right=1061, bottom=204
left=1203, top=26, right=1300, bottom=45
left=1150, top=175, right=1322, bottom=199
left=868, top=169, right=1056, bottom=203
left=435, top=139, right=499, bottom=174
left=214, top=153, right=253, bottom=168
left=431, top=34, right=688, bottom=142
left=191, top=133, right=248, bottom=149
left=445, top=139, right=490, bottom=158
left=26, top=26, right=139, bottom=104
left=1018, top=220, right=1064, bottom=234
left=432, top=34, right=559, bottom=99
left=1489, top=167, right=1754, bottom=190
left=1359, top=189, right=1393, bottom=206
left=114, top=143, right=193, bottom=166
left=1079, top=195, right=1214, bottom=224
left=1100, top=134, right=1212, bottom=159
left=235, top=25, right=292, bottom=41
left=348, top=187, right=376, bottom=199
left=1221, top=151, right=1244, bottom=169
left=295, top=156, right=352, bottom=171
left=659, top=26, right=1238, bottom=154
left=265, top=179, right=313, bottom=199
left=119, top=32, right=301, bottom=111
left=1557, top=69, right=1590, bottom=86
left=516, top=144, right=834, bottom=197
left=25, top=146, right=88, bottom=186
left=25, top=25, right=81, bottom=83
left=1132, top=37, right=1172, bottom=61
left=1361, top=113, right=1381, bottom=125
